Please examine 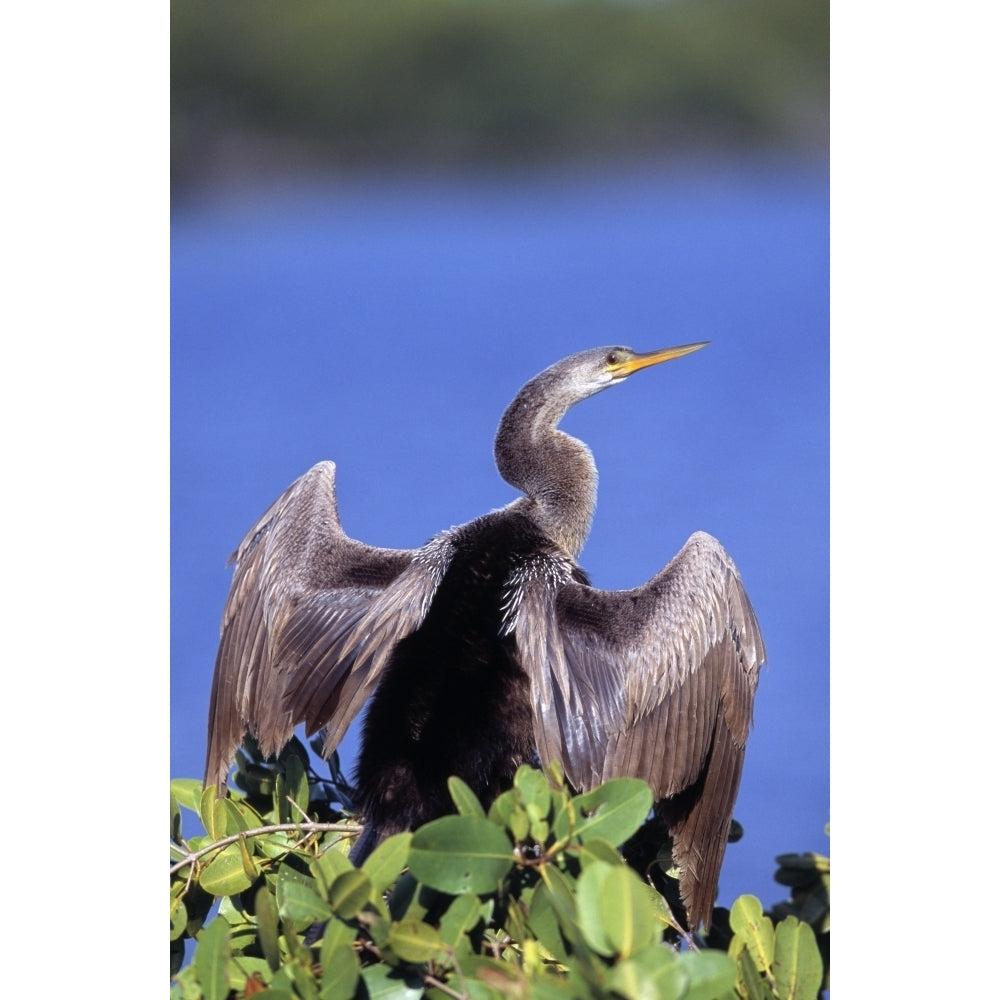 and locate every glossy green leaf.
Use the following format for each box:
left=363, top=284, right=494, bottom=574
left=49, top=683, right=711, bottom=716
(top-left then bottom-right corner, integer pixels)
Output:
left=200, top=843, right=254, bottom=896
left=255, top=885, right=282, bottom=972
left=329, top=868, right=372, bottom=919
left=171, top=789, right=182, bottom=843
left=733, top=946, right=769, bottom=1000
left=577, top=837, right=625, bottom=868
left=320, top=943, right=360, bottom=1000
left=438, top=892, right=482, bottom=948
left=538, top=864, right=597, bottom=970
left=171, top=777, right=206, bottom=814
left=676, top=949, right=739, bottom=1000
left=575, top=862, right=616, bottom=956
left=311, top=844, right=355, bottom=893
left=577, top=861, right=656, bottom=958
left=388, top=918, right=446, bottom=963
left=570, top=779, right=653, bottom=846
left=448, top=775, right=486, bottom=818
left=199, top=785, right=221, bottom=839
left=487, top=787, right=515, bottom=825
left=514, top=765, right=552, bottom=819
left=279, top=879, right=334, bottom=923
left=457, top=955, right=528, bottom=995
left=238, top=834, right=261, bottom=882
left=170, top=896, right=188, bottom=941
left=518, top=973, right=579, bottom=1000
left=288, top=959, right=321, bottom=1000
left=527, top=885, right=570, bottom=965
left=358, top=963, right=425, bottom=999
left=773, top=916, right=824, bottom=1000
left=320, top=915, right=357, bottom=964
left=363, top=832, right=413, bottom=894
left=538, top=864, right=576, bottom=925
left=283, top=751, right=310, bottom=818
left=221, top=797, right=253, bottom=836
left=487, top=788, right=530, bottom=842
left=729, top=895, right=775, bottom=973
left=408, top=816, right=513, bottom=894
left=194, top=917, right=231, bottom=1000
left=605, top=945, right=689, bottom=1000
